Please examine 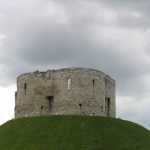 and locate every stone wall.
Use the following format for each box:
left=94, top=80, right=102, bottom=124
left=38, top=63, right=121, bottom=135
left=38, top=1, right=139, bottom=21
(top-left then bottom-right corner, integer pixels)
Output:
left=15, top=68, right=116, bottom=118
